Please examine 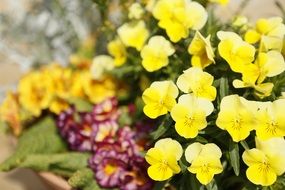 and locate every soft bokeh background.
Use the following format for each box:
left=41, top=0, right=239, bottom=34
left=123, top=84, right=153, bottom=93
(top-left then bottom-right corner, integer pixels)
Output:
left=0, top=0, right=284, bottom=189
